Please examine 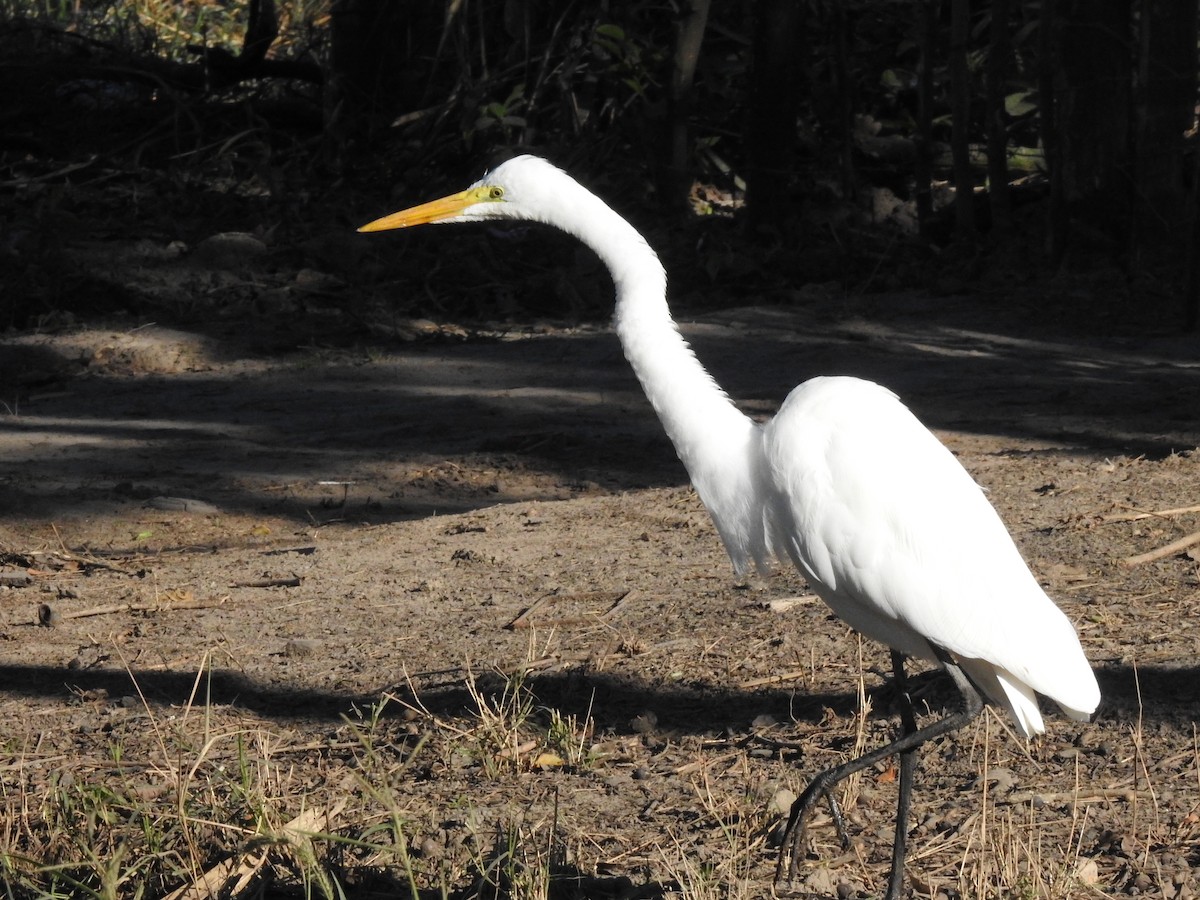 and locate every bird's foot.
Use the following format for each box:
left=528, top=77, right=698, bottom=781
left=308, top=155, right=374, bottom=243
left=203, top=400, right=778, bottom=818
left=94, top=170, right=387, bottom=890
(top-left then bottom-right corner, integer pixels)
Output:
left=774, top=780, right=850, bottom=886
